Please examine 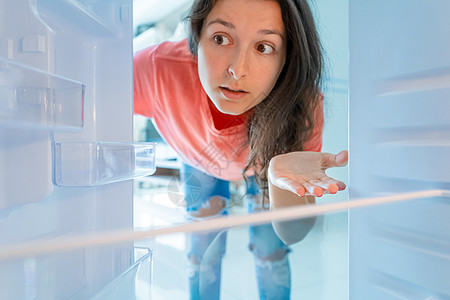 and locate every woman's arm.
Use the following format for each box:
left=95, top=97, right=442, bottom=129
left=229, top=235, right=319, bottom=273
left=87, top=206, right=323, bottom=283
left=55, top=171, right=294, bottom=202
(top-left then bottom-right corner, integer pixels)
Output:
left=268, top=150, right=348, bottom=245
left=269, top=184, right=317, bottom=245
